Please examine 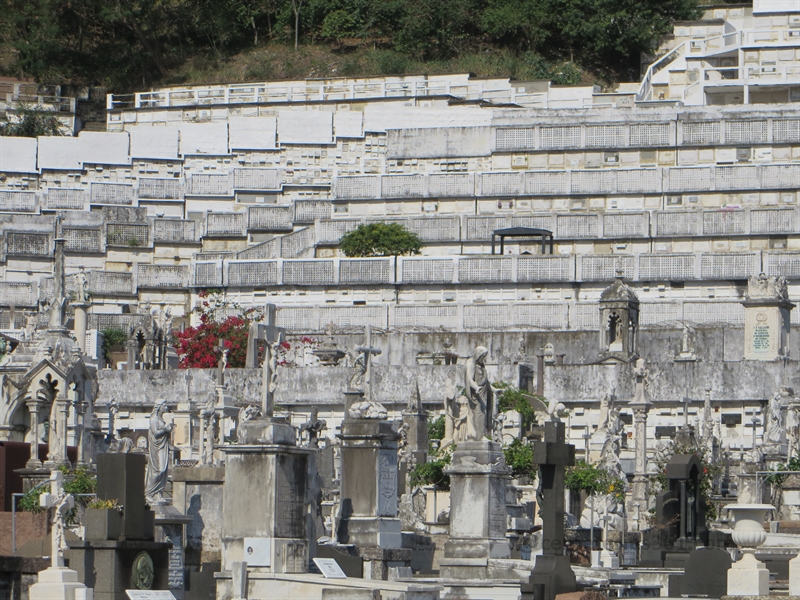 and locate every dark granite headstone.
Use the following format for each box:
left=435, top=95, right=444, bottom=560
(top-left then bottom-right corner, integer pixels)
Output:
left=669, top=546, right=731, bottom=599
left=95, top=453, right=151, bottom=540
